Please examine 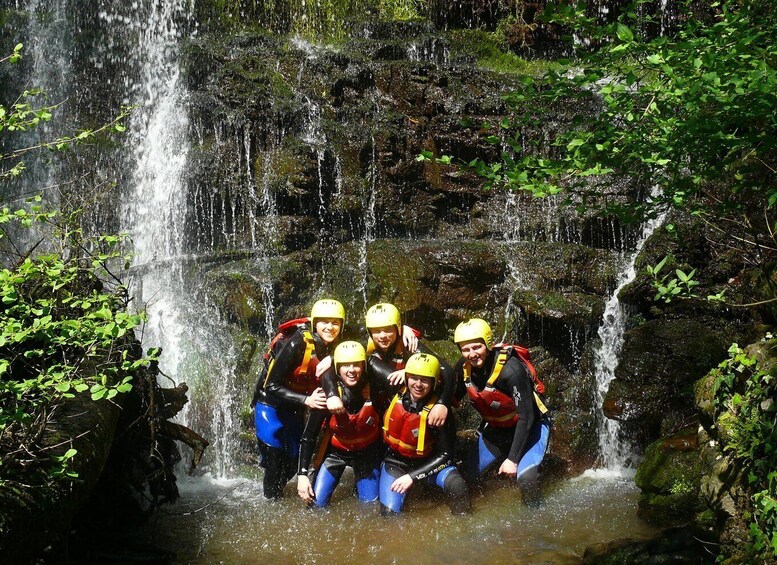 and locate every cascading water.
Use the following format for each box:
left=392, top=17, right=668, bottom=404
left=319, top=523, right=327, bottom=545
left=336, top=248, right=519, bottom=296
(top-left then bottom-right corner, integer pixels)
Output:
left=593, top=192, right=666, bottom=470
left=358, top=134, right=378, bottom=307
